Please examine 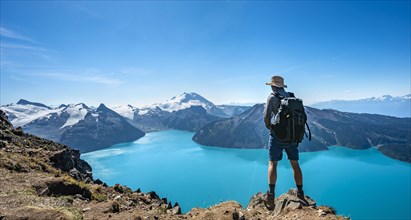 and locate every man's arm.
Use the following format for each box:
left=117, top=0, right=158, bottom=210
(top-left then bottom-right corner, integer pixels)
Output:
left=263, top=95, right=274, bottom=129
